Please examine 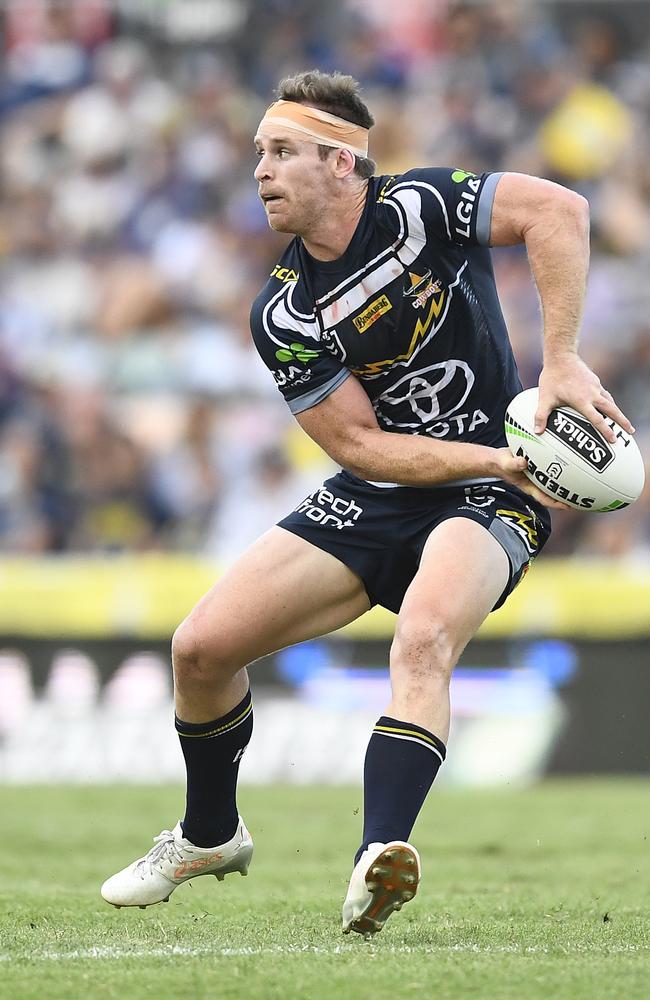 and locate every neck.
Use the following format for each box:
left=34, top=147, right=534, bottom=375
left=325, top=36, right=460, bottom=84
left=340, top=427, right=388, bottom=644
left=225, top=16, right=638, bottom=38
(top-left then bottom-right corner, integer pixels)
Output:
left=301, top=180, right=369, bottom=261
